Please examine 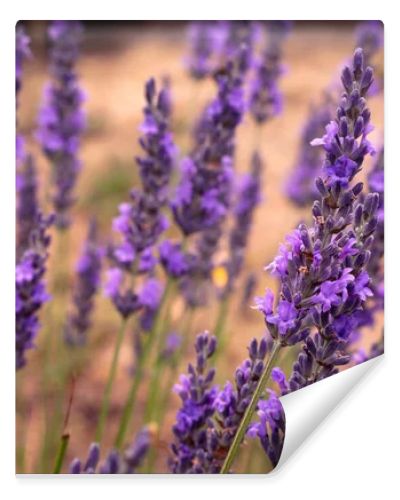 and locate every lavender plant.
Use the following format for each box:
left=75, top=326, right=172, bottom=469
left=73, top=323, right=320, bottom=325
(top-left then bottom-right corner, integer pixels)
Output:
left=249, top=21, right=290, bottom=125
left=16, top=214, right=54, bottom=369
left=185, top=22, right=227, bottom=80
left=64, top=220, right=102, bottom=346
left=17, top=154, right=39, bottom=257
left=98, top=78, right=175, bottom=445
left=16, top=25, right=30, bottom=165
left=37, top=21, right=85, bottom=229
left=285, top=100, right=332, bottom=206
left=69, top=428, right=150, bottom=474
left=220, top=48, right=378, bottom=471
